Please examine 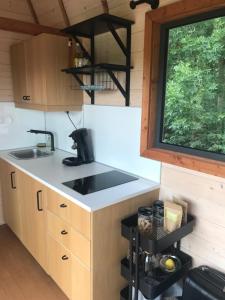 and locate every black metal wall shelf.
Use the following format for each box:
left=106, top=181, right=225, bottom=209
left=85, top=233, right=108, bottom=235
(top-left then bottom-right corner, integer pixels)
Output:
left=62, top=14, right=134, bottom=37
left=61, top=14, right=134, bottom=106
